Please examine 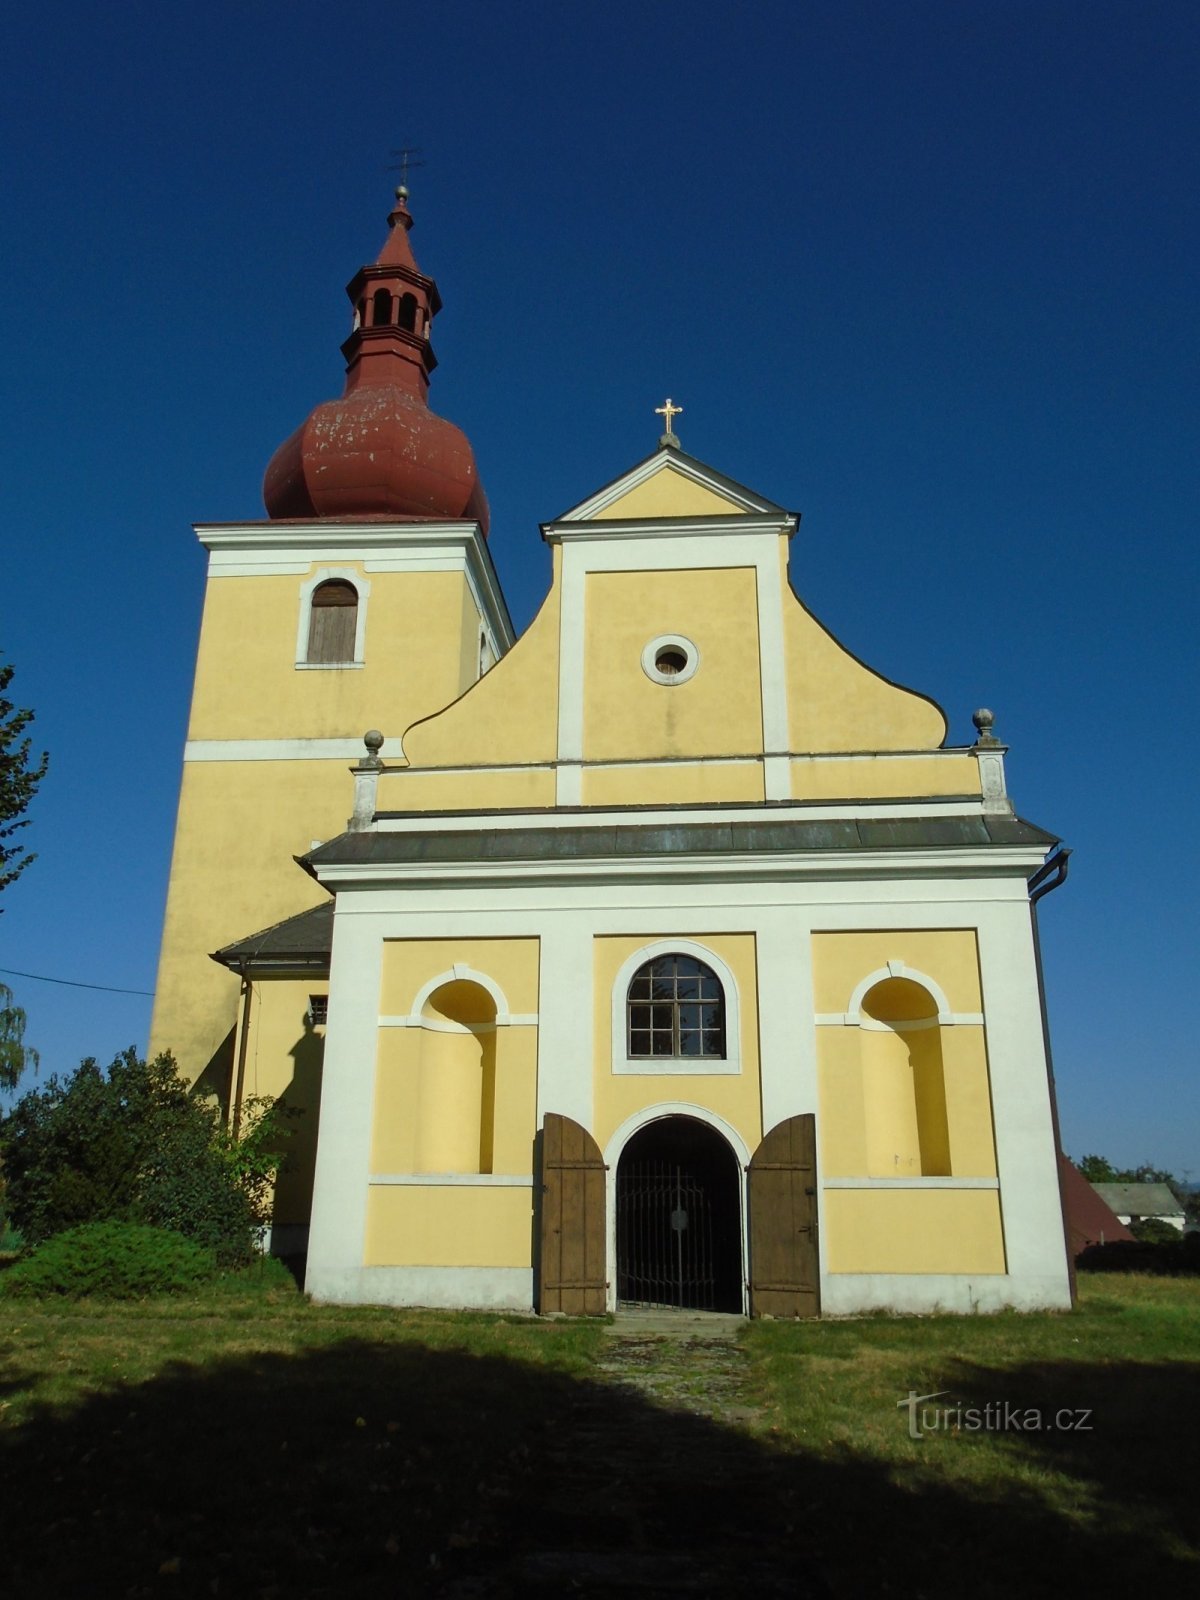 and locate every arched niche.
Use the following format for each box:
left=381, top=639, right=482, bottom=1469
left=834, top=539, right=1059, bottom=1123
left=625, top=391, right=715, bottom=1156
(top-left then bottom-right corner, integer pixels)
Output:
left=414, top=979, right=498, bottom=1175
left=858, top=975, right=951, bottom=1177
